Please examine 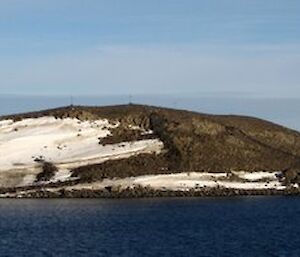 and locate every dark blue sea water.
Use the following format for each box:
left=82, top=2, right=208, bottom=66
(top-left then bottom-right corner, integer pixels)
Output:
left=0, top=197, right=299, bottom=257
